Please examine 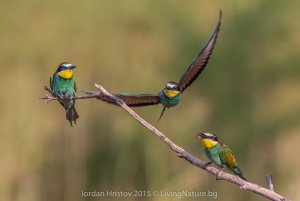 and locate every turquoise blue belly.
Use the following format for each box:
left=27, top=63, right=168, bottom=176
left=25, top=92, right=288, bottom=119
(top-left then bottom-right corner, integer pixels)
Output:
left=160, top=93, right=181, bottom=108
left=52, top=76, right=76, bottom=109
left=205, top=144, right=222, bottom=167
